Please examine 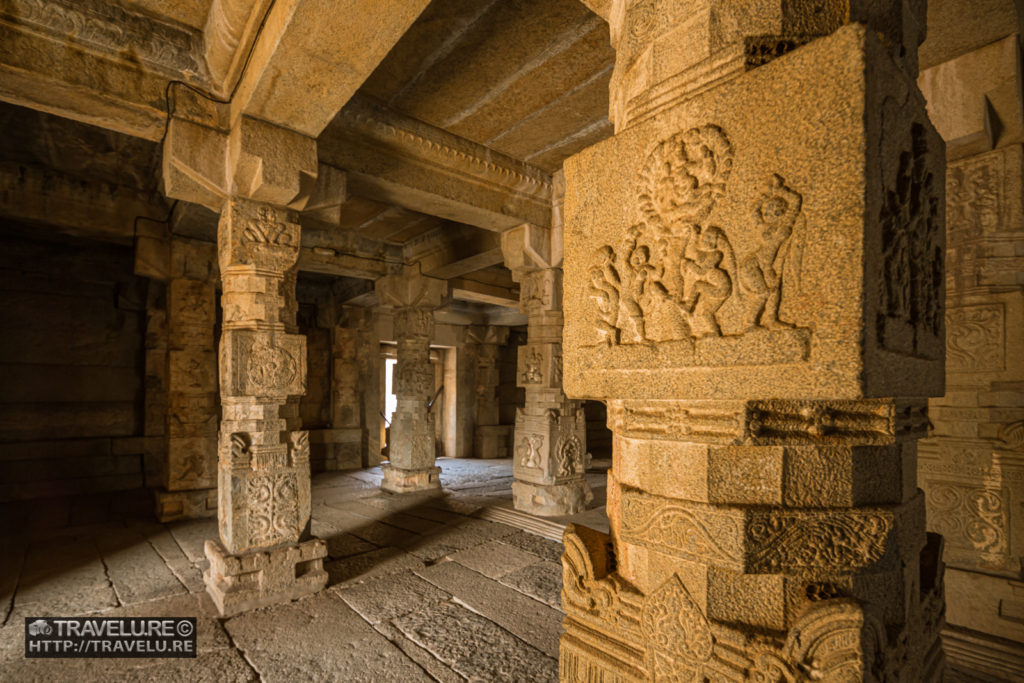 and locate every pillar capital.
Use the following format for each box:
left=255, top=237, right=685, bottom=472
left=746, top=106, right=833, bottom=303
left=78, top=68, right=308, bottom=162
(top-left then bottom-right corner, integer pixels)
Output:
left=374, top=268, right=447, bottom=309
left=607, top=0, right=927, bottom=132
left=162, top=113, right=319, bottom=212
